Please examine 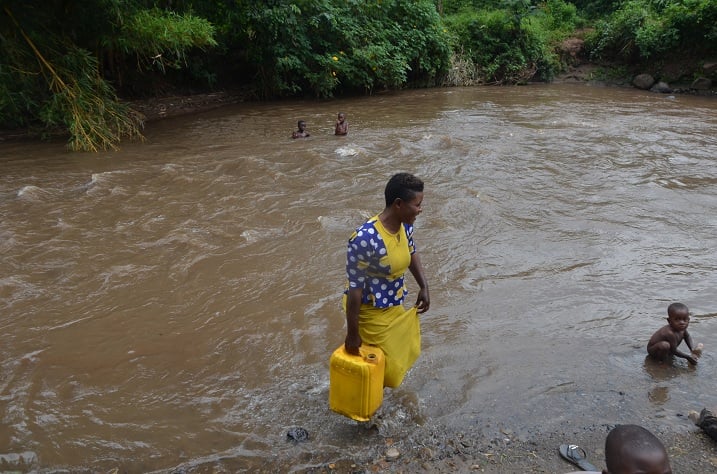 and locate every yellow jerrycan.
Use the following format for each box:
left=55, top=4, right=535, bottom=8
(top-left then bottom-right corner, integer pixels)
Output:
left=329, top=344, right=385, bottom=421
